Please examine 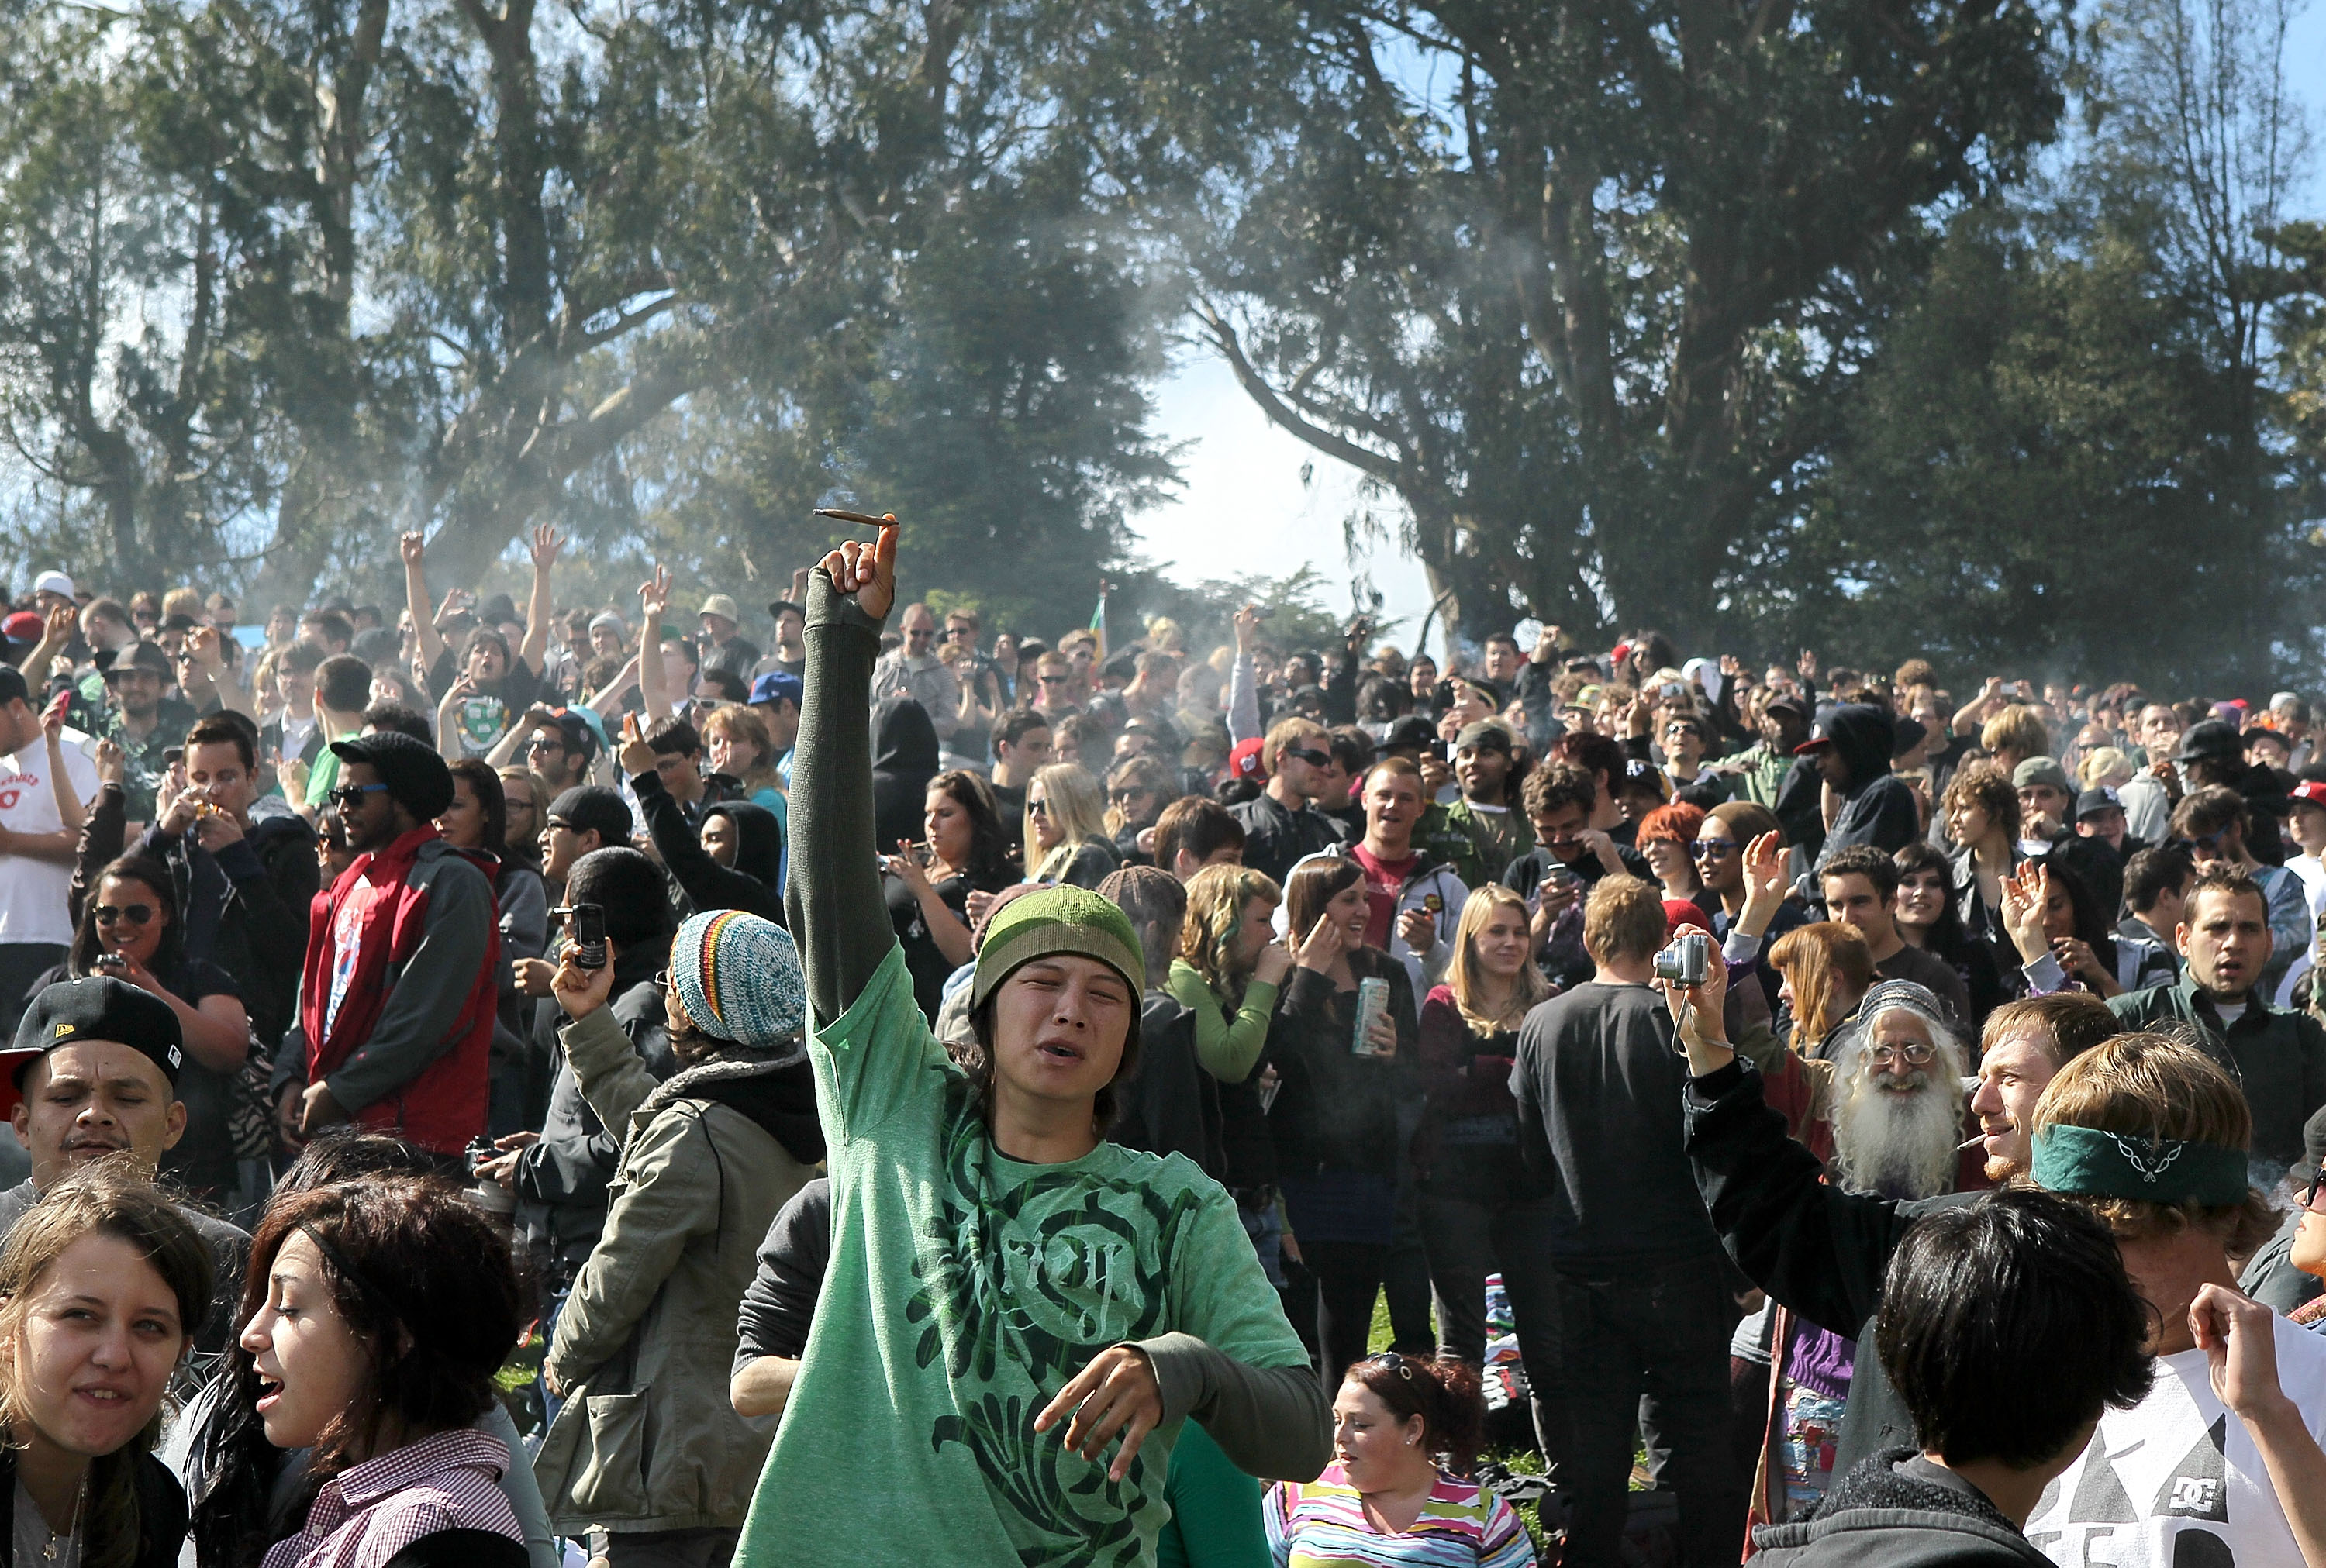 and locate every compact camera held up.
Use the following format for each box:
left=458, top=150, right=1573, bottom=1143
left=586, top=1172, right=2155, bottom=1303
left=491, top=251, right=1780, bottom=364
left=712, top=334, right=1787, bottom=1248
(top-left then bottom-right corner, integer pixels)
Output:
left=1652, top=929, right=1708, bottom=988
